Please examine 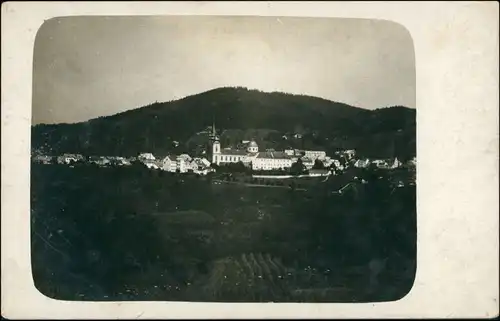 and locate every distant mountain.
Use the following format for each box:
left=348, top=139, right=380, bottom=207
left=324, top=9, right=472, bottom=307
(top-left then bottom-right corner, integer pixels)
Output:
left=31, top=87, right=416, bottom=159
